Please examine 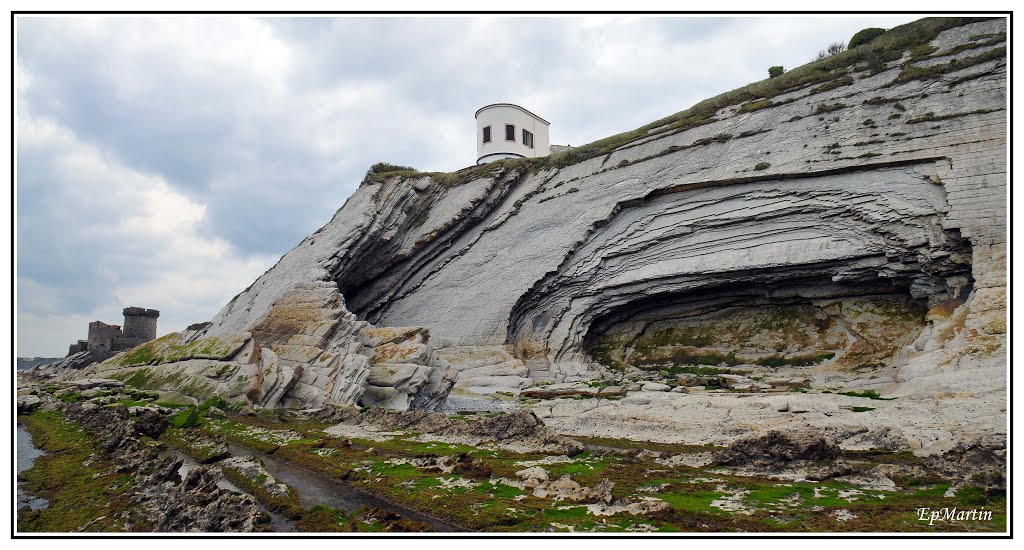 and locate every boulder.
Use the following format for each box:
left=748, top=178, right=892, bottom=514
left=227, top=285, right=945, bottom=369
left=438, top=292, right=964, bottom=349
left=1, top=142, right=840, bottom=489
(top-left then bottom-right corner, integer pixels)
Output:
left=366, top=363, right=431, bottom=393
left=65, top=378, right=124, bottom=390
left=597, top=385, right=627, bottom=398
left=675, top=373, right=704, bottom=387
left=361, top=385, right=398, bottom=403
left=17, top=394, right=42, bottom=414
left=521, top=383, right=599, bottom=399
left=718, top=374, right=754, bottom=388
left=219, top=455, right=291, bottom=497
left=532, top=475, right=614, bottom=504
left=719, top=428, right=840, bottom=465
left=515, top=466, right=550, bottom=489
left=409, top=366, right=458, bottom=410
left=359, top=326, right=428, bottom=347
left=640, top=382, right=671, bottom=392
left=728, top=365, right=773, bottom=376
left=371, top=341, right=429, bottom=365
left=766, top=377, right=811, bottom=390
